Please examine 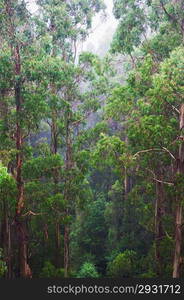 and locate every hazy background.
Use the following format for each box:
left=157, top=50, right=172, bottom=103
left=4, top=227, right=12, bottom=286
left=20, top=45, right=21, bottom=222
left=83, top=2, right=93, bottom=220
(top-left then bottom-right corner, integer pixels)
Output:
left=82, top=0, right=118, bottom=56
left=27, top=0, right=118, bottom=57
